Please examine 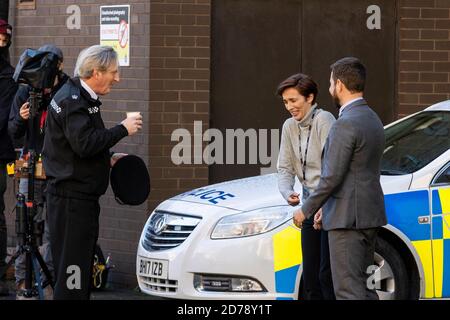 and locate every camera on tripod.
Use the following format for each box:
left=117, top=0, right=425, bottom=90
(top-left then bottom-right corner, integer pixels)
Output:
left=12, top=48, right=59, bottom=242
left=14, top=48, right=60, bottom=90
left=8, top=48, right=60, bottom=298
